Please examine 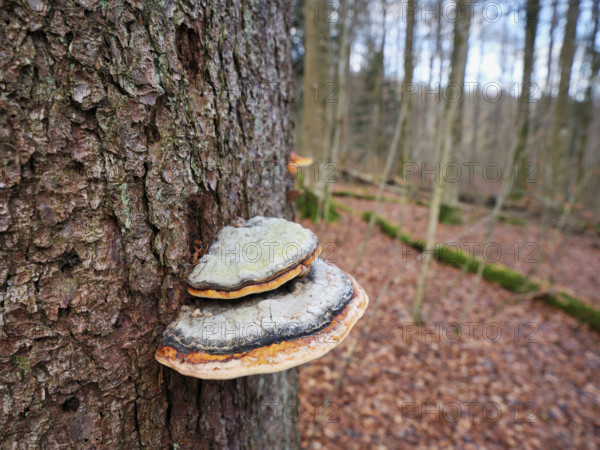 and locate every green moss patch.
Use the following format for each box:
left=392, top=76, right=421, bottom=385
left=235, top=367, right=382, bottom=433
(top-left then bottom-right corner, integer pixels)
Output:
left=296, top=189, right=340, bottom=223
left=439, top=204, right=463, bottom=224
left=537, top=292, right=600, bottom=333
left=362, top=212, right=423, bottom=249
left=481, top=264, right=538, bottom=293
left=498, top=215, right=527, bottom=226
